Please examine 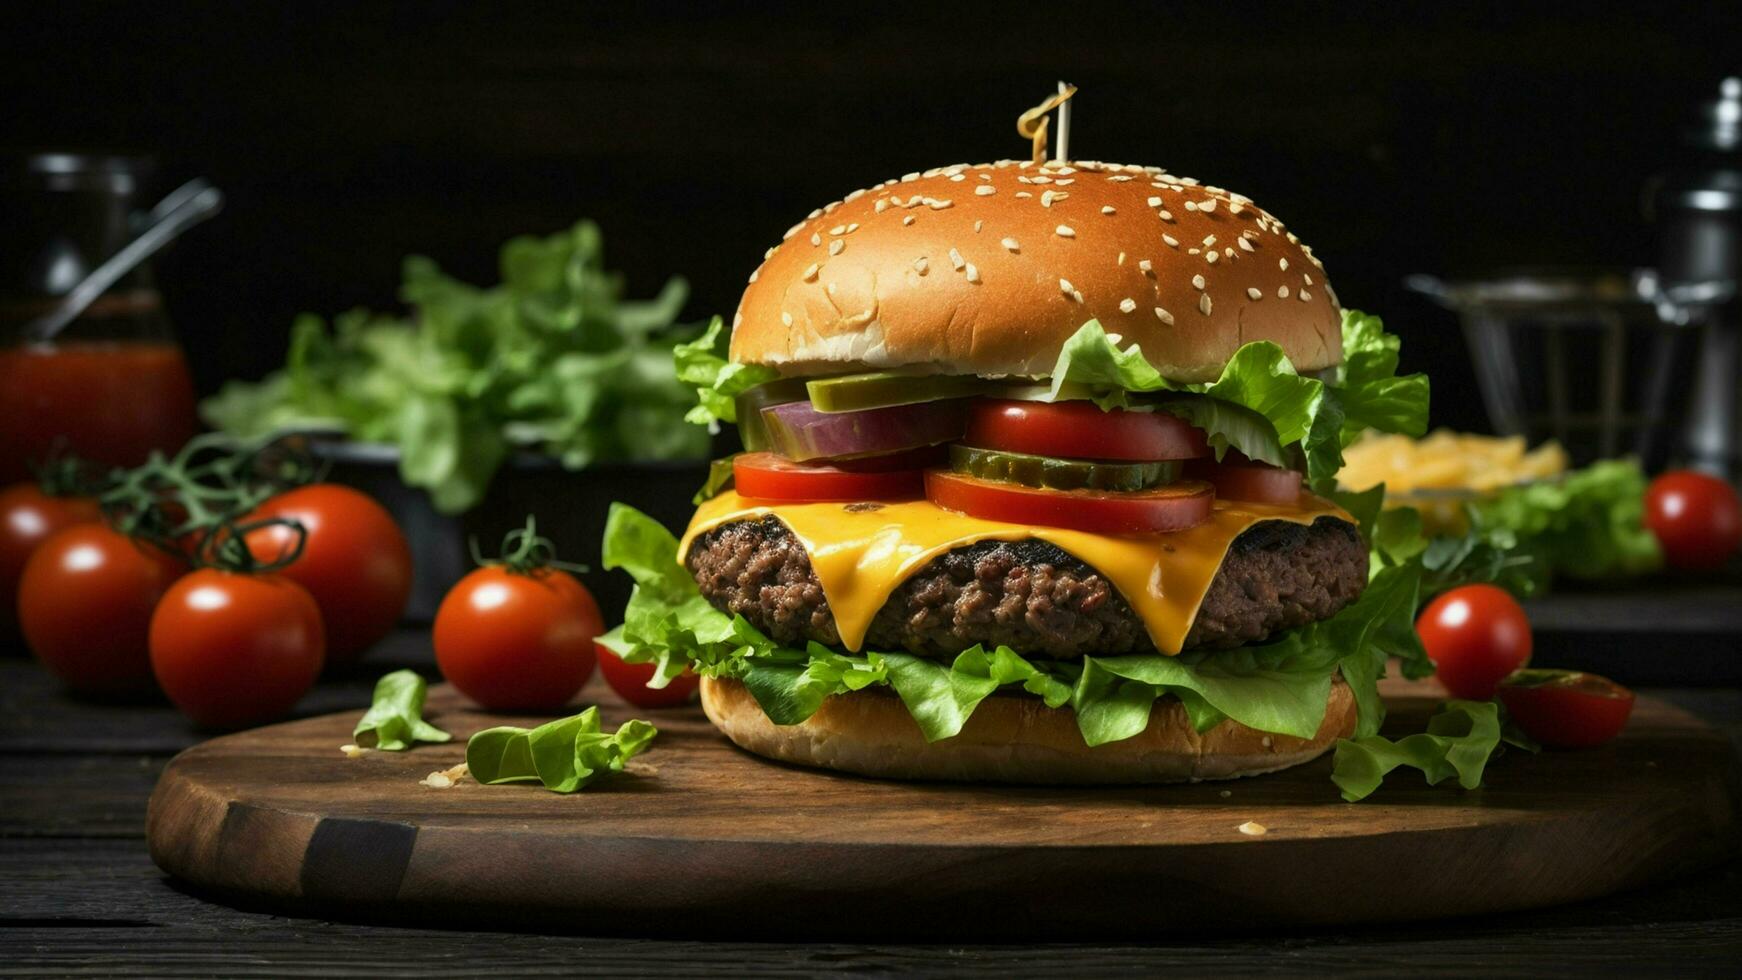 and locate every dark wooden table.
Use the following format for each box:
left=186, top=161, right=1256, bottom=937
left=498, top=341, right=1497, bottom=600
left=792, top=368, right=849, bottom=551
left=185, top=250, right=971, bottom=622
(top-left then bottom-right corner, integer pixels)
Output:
left=4, top=632, right=1741, bottom=976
